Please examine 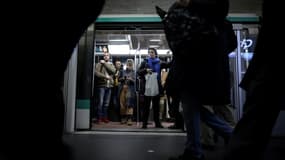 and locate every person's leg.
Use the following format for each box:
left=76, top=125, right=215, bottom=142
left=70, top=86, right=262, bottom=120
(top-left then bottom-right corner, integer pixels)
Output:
left=112, top=86, right=120, bottom=121
left=126, top=86, right=135, bottom=125
left=200, top=107, right=233, bottom=142
left=127, top=107, right=134, bottom=126
left=200, top=121, right=215, bottom=149
left=180, top=93, right=204, bottom=159
left=210, top=104, right=236, bottom=145
left=200, top=106, right=216, bottom=149
left=153, top=95, right=163, bottom=127
left=142, top=96, right=151, bottom=128
left=213, top=104, right=236, bottom=127
left=96, top=87, right=105, bottom=122
left=171, top=95, right=184, bottom=129
left=119, top=86, right=127, bottom=123
left=102, top=87, right=112, bottom=122
left=223, top=87, right=281, bottom=160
